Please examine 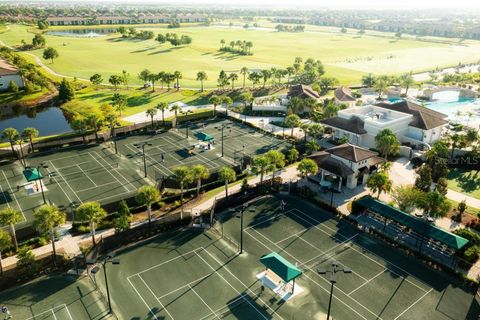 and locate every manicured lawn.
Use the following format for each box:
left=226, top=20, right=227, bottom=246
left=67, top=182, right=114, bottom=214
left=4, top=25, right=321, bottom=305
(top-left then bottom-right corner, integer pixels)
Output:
left=0, top=88, right=50, bottom=105
left=62, top=86, right=209, bottom=118
left=3, top=24, right=480, bottom=87
left=447, top=168, right=480, bottom=199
